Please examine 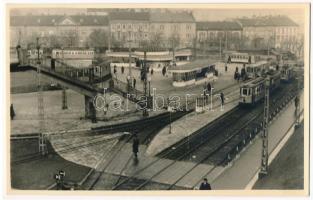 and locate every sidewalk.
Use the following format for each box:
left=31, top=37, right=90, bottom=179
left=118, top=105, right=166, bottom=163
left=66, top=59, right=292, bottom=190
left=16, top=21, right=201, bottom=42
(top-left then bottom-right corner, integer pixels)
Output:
left=146, top=88, right=240, bottom=156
